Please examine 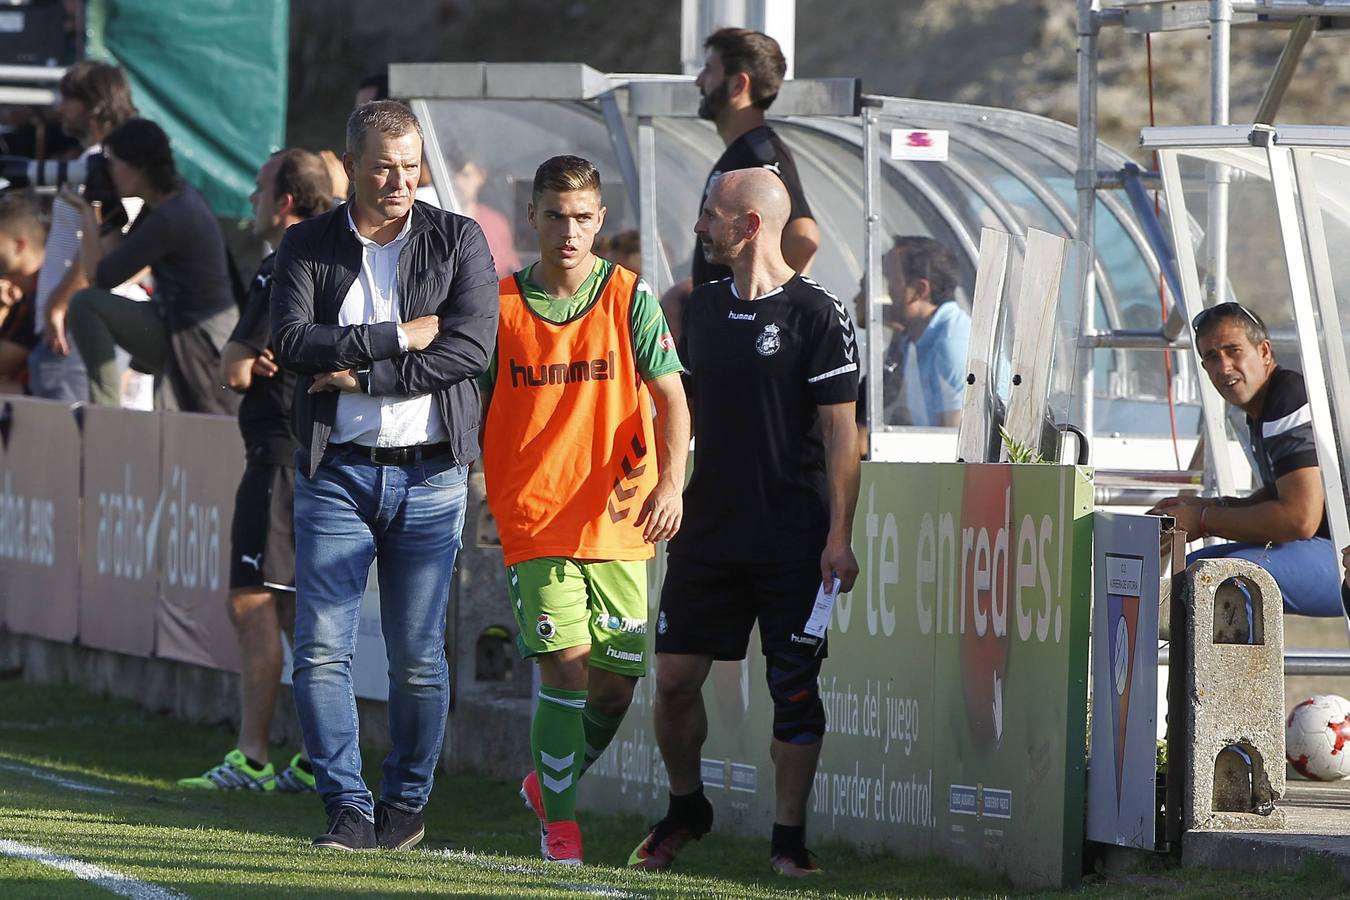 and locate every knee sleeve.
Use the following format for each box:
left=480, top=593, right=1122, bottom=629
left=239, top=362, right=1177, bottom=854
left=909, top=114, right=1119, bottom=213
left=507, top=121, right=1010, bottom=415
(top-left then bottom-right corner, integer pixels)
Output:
left=766, top=653, right=825, bottom=744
